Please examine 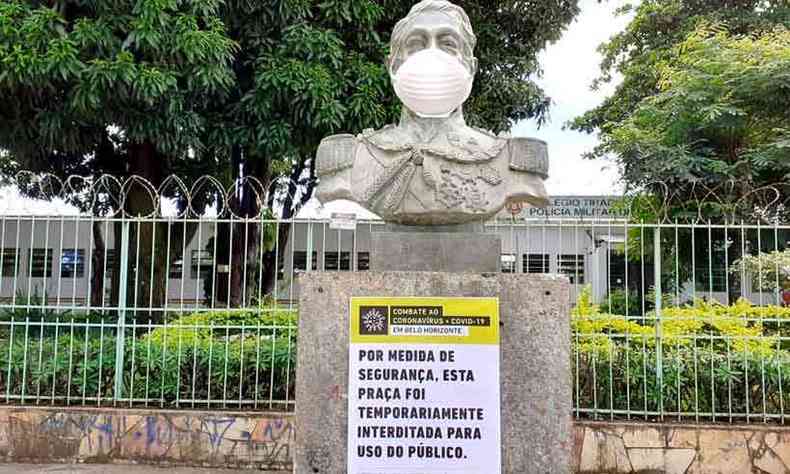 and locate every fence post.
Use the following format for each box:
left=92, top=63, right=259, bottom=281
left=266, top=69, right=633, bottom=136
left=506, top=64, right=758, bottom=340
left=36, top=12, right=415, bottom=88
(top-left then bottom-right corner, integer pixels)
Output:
left=113, top=219, right=131, bottom=403
left=306, top=220, right=314, bottom=272
left=653, top=226, right=664, bottom=419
